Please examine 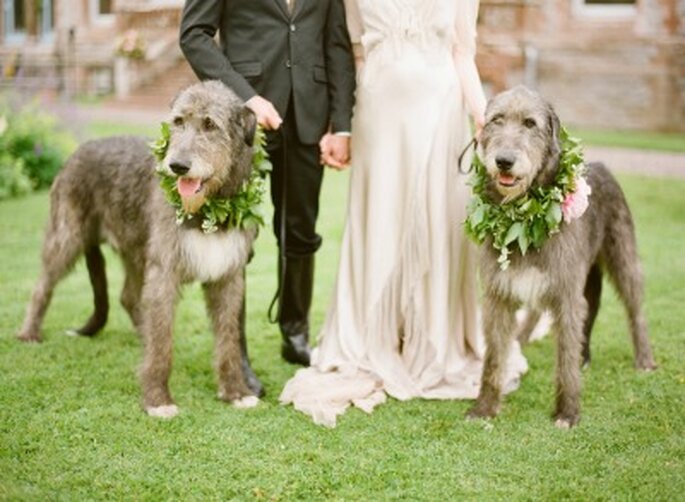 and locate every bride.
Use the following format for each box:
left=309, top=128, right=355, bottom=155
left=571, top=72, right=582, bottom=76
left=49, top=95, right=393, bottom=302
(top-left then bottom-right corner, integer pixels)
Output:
left=280, top=0, right=527, bottom=427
